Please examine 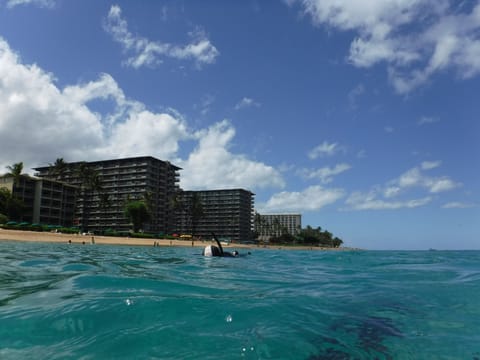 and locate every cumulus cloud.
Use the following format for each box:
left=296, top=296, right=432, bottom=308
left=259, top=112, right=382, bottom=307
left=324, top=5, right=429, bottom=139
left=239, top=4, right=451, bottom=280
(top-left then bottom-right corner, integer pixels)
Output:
left=178, top=120, right=285, bottom=190
left=308, top=141, right=344, bottom=159
left=258, top=185, right=345, bottom=213
left=298, top=163, right=351, bottom=184
left=290, top=0, right=480, bottom=93
left=0, top=37, right=283, bottom=192
left=344, top=160, right=460, bottom=210
left=0, top=36, right=188, bottom=168
left=234, top=97, right=261, bottom=110
left=393, top=162, right=459, bottom=193
left=0, top=38, right=104, bottom=168
left=104, top=5, right=219, bottom=69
